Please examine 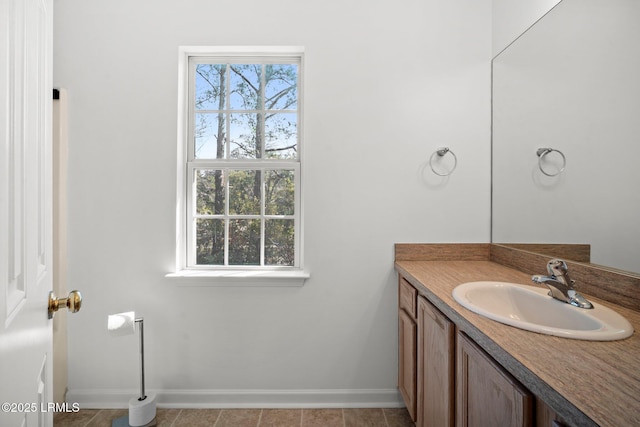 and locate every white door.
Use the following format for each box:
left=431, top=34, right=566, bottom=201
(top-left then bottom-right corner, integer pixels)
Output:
left=1, top=0, right=55, bottom=426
